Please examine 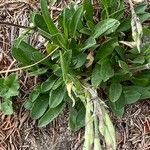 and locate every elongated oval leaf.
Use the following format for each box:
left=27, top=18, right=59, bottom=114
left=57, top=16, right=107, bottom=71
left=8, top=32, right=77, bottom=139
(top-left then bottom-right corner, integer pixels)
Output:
left=100, top=59, right=114, bottom=82
left=29, top=86, right=41, bottom=102
left=31, top=95, right=49, bottom=119
left=124, top=88, right=141, bottom=104
left=81, top=37, right=96, bottom=51
left=24, top=100, right=33, bottom=110
left=73, top=53, right=87, bottom=69
left=41, top=76, right=56, bottom=93
left=38, top=103, right=65, bottom=127
left=109, top=94, right=126, bottom=117
left=62, top=6, right=73, bottom=38
left=12, top=41, right=49, bottom=66
left=40, top=0, right=58, bottom=34
left=52, top=77, right=63, bottom=90
left=49, top=85, right=66, bottom=108
left=92, top=18, right=120, bottom=38
left=33, top=13, right=49, bottom=32
left=96, top=38, right=118, bottom=62
left=69, top=6, right=83, bottom=38
left=12, top=47, right=32, bottom=66
left=109, top=82, right=122, bottom=102
left=109, top=9, right=125, bottom=20
left=91, top=64, right=102, bottom=88
left=40, top=0, right=68, bottom=49
left=83, top=0, right=93, bottom=21
left=69, top=102, right=85, bottom=131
